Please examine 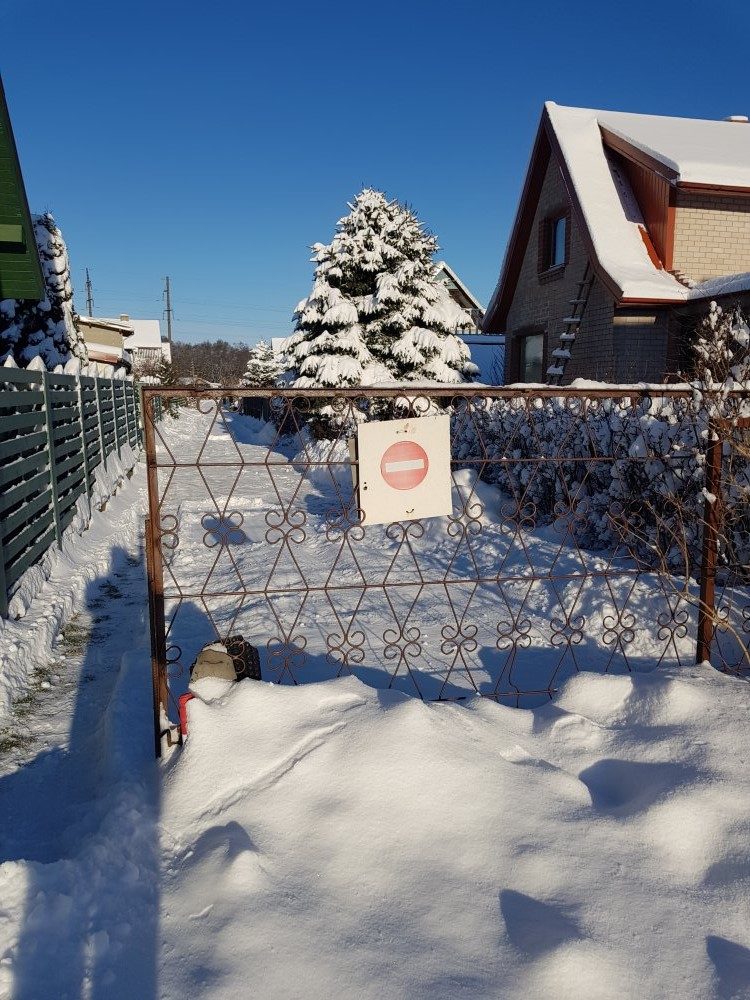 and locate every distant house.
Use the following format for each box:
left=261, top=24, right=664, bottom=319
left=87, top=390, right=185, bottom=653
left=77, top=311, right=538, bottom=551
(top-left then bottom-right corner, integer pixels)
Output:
left=484, top=103, right=750, bottom=384
left=434, top=261, right=485, bottom=332
left=78, top=316, right=133, bottom=375
left=101, top=315, right=171, bottom=369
